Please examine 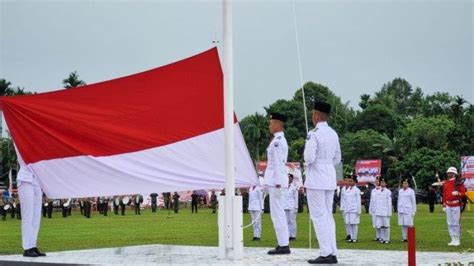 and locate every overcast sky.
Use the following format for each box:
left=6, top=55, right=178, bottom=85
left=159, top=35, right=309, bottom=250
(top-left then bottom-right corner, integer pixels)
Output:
left=1, top=0, right=472, bottom=119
